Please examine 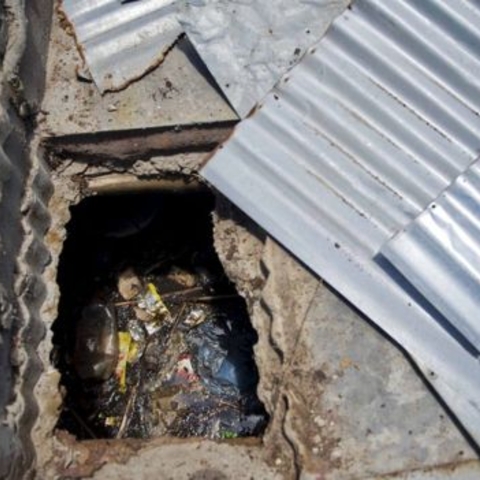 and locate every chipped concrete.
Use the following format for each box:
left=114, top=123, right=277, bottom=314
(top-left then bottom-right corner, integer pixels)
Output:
left=93, top=439, right=280, bottom=480
left=32, top=172, right=80, bottom=477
